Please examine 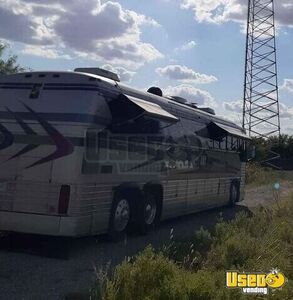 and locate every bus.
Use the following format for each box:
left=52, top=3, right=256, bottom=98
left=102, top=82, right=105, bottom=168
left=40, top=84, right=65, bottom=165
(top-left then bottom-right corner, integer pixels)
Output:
left=0, top=68, right=252, bottom=240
